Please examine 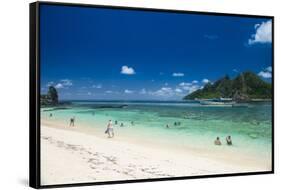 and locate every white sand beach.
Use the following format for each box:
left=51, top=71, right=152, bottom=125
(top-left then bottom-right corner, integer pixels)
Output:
left=40, top=120, right=271, bottom=185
